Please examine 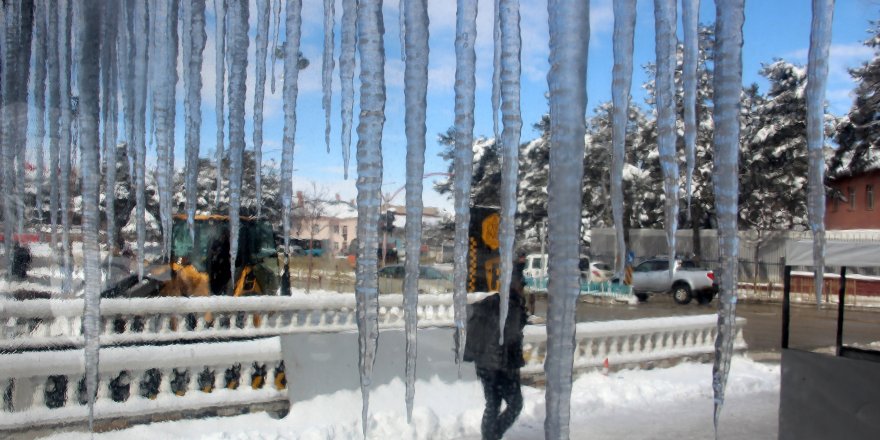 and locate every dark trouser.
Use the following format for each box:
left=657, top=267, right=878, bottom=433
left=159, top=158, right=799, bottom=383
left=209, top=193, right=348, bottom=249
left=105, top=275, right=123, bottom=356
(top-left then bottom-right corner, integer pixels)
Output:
left=476, top=366, right=523, bottom=440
